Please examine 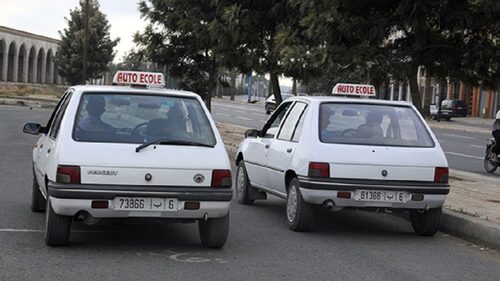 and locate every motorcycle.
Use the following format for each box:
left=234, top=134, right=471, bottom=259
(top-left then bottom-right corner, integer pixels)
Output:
left=484, top=138, right=499, bottom=173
